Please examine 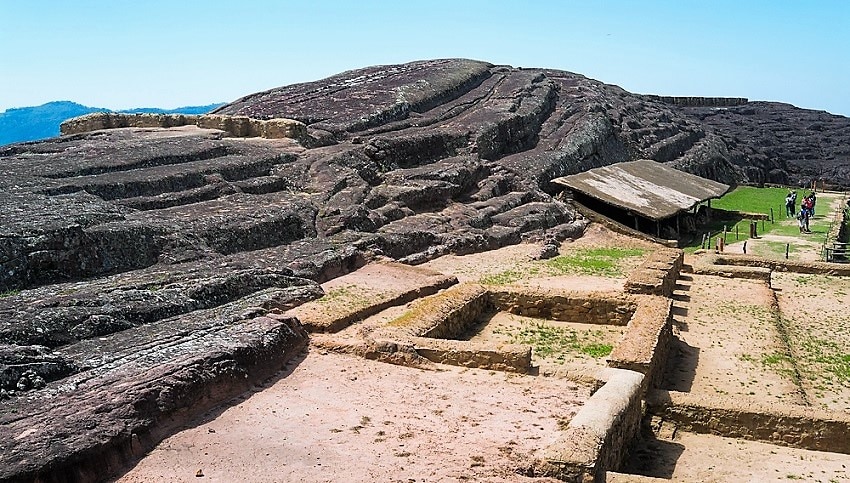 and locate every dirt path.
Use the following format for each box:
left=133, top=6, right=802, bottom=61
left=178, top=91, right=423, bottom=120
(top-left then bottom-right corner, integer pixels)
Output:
left=661, top=274, right=805, bottom=404
left=773, top=271, right=850, bottom=411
